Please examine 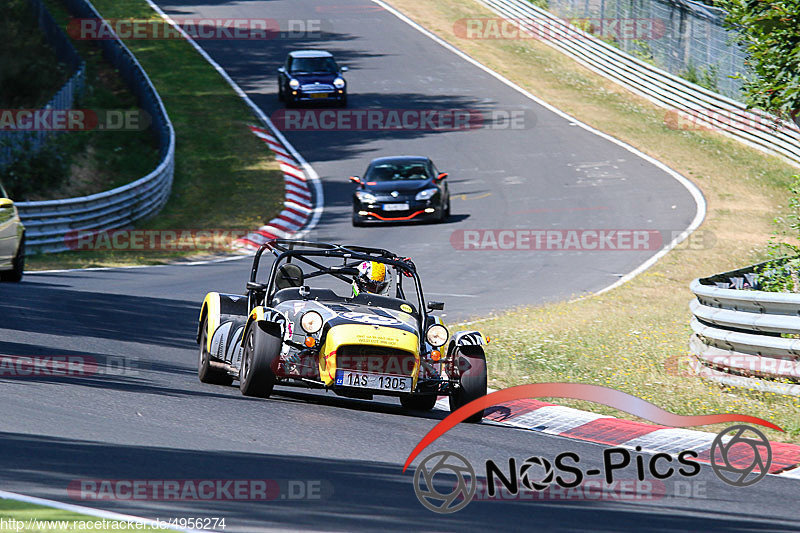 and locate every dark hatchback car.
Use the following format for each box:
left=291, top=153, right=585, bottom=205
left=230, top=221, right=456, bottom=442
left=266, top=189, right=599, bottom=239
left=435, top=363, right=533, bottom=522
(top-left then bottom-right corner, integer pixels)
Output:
left=350, top=156, right=450, bottom=226
left=278, top=50, right=348, bottom=107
